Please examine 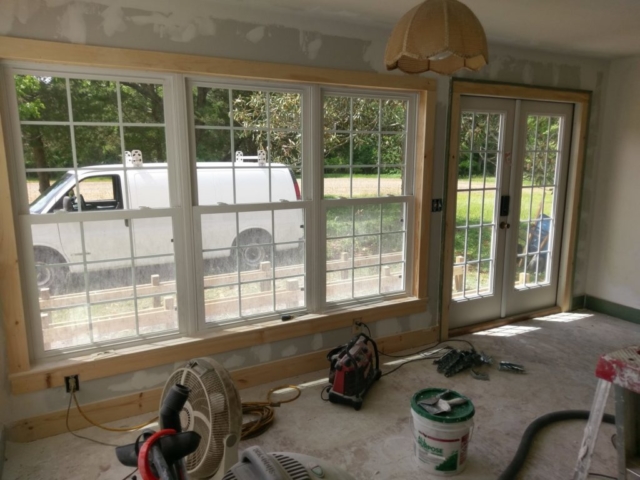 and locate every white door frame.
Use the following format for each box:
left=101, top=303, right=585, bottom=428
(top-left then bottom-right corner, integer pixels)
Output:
left=441, top=80, right=591, bottom=339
